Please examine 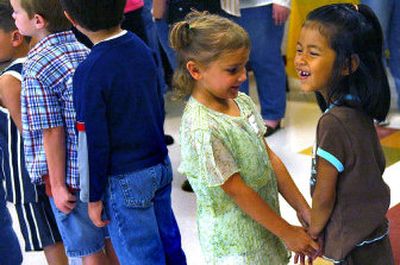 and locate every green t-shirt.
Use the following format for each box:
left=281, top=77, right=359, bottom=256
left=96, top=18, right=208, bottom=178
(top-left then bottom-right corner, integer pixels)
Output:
left=178, top=93, right=290, bottom=264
